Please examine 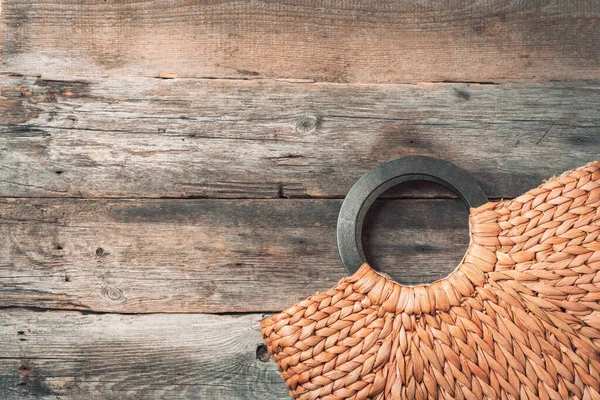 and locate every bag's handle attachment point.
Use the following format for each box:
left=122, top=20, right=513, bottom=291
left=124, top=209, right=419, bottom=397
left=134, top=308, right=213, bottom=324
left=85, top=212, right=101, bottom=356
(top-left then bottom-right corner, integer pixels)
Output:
left=337, top=156, right=488, bottom=275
